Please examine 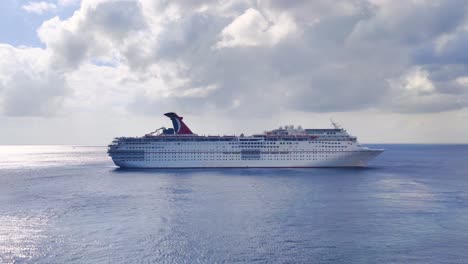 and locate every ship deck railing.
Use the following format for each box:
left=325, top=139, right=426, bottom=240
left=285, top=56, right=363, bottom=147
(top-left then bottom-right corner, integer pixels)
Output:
left=112, top=135, right=355, bottom=143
